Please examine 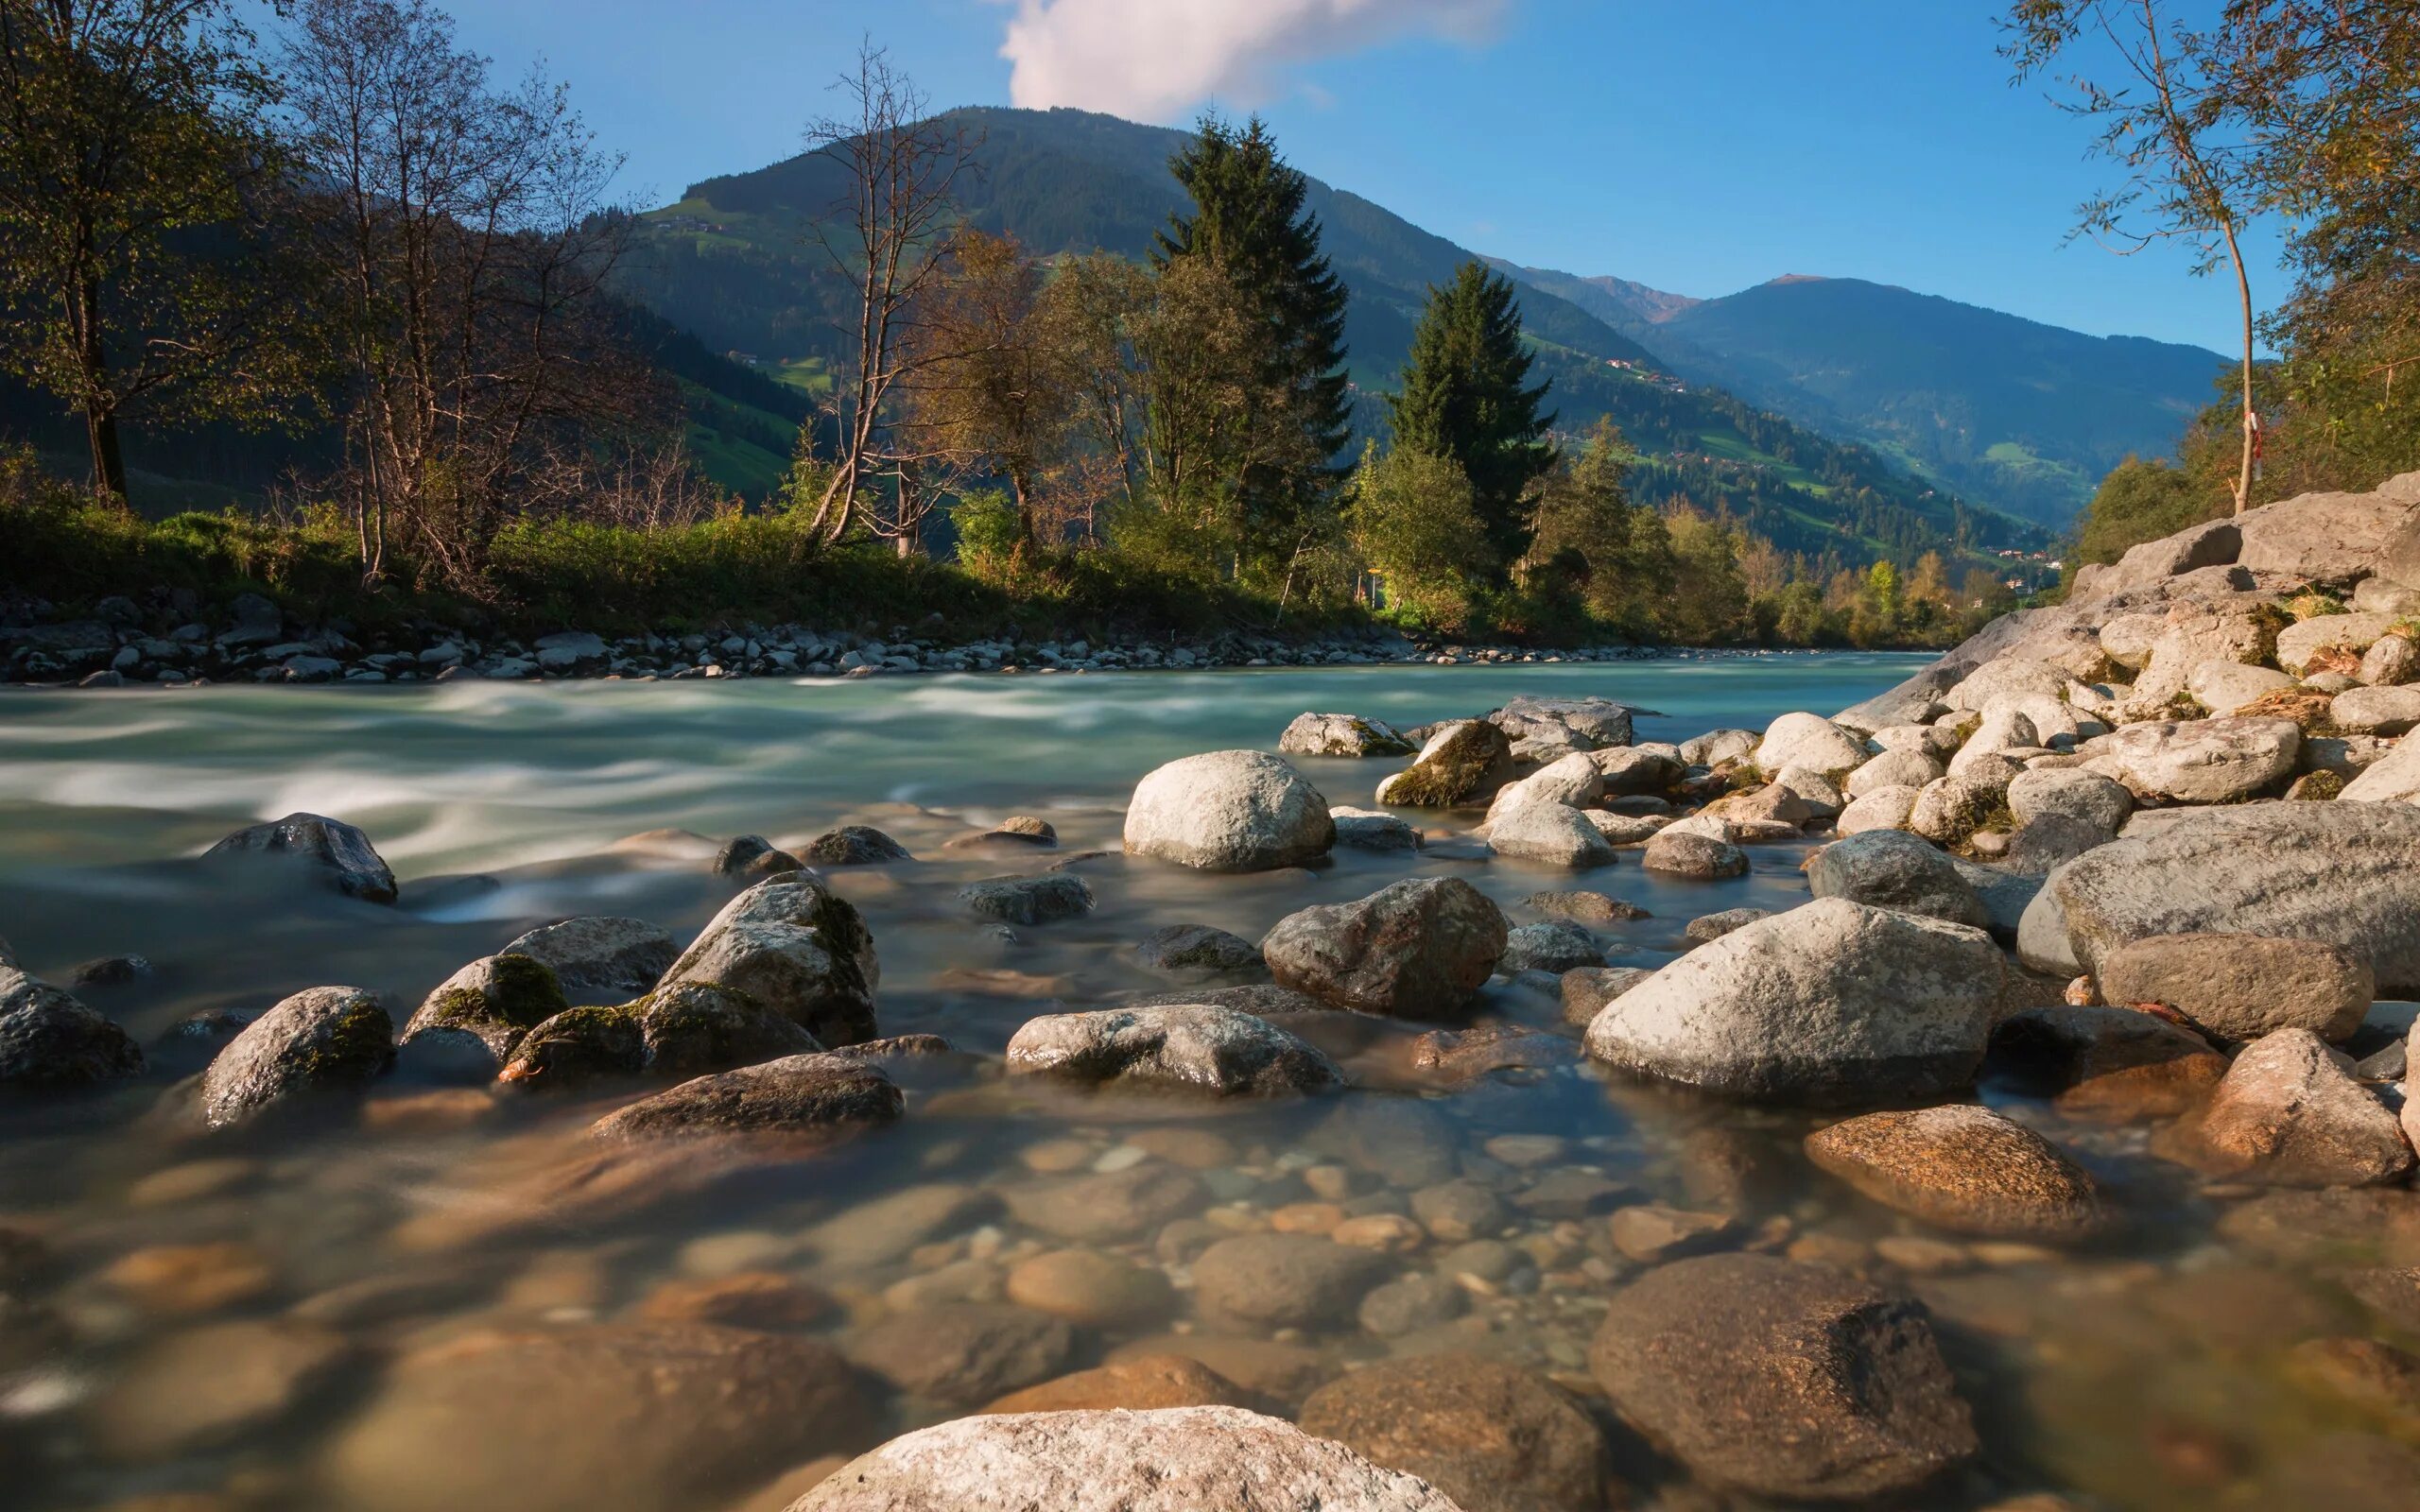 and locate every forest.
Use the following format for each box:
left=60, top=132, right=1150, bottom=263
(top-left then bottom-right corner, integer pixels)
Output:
left=0, top=1, right=2063, bottom=647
